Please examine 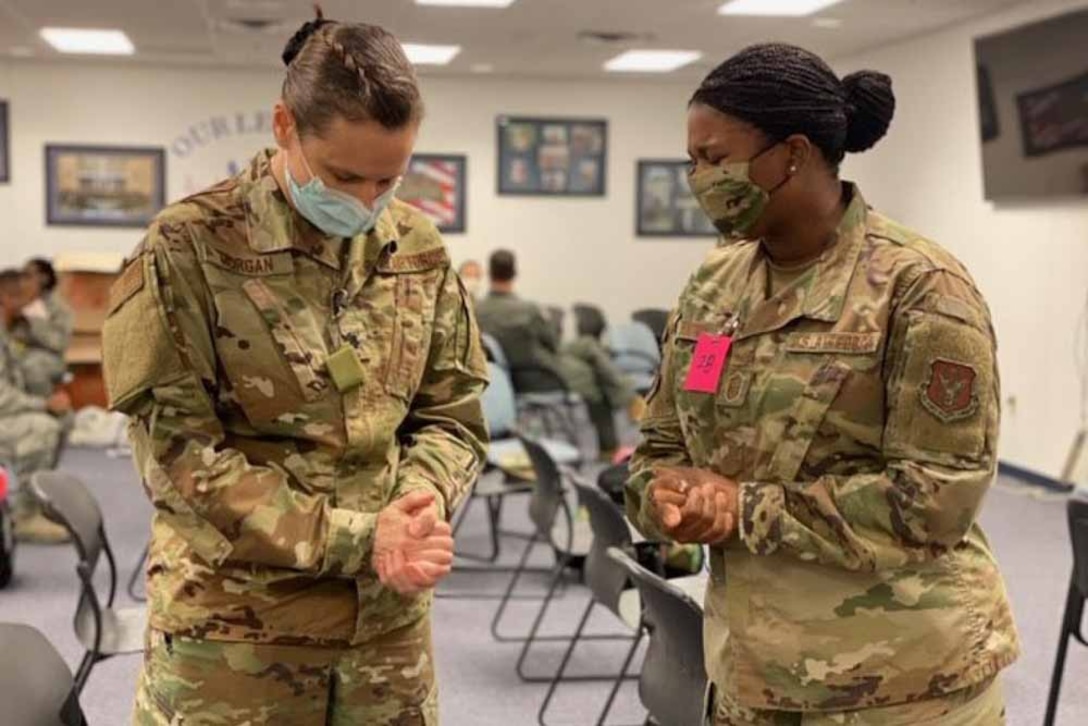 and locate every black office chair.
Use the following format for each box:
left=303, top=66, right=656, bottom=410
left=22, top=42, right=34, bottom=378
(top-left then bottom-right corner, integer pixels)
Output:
left=1045, top=493, right=1088, bottom=725
left=632, top=309, right=670, bottom=344
left=30, top=472, right=147, bottom=694
left=574, top=303, right=607, bottom=339
left=534, top=480, right=645, bottom=726
left=610, top=548, right=708, bottom=726
left=0, top=622, right=86, bottom=725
